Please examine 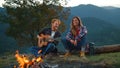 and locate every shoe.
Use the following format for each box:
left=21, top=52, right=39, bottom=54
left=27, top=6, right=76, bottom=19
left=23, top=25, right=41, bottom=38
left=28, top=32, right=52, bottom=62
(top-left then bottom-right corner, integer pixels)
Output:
left=80, top=51, right=85, bottom=57
left=64, top=52, right=71, bottom=57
